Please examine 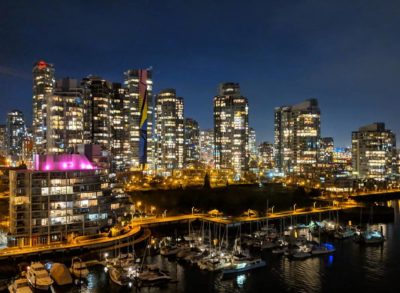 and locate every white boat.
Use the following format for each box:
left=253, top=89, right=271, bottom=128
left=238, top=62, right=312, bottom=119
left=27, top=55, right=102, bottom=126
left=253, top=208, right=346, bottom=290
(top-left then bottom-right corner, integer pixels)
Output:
left=26, top=262, right=54, bottom=291
left=222, top=258, right=266, bottom=275
left=360, top=229, right=384, bottom=244
left=137, top=267, right=171, bottom=286
left=70, top=257, right=89, bottom=279
left=8, top=278, right=32, bottom=293
left=334, top=227, right=356, bottom=239
left=108, top=267, right=133, bottom=287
